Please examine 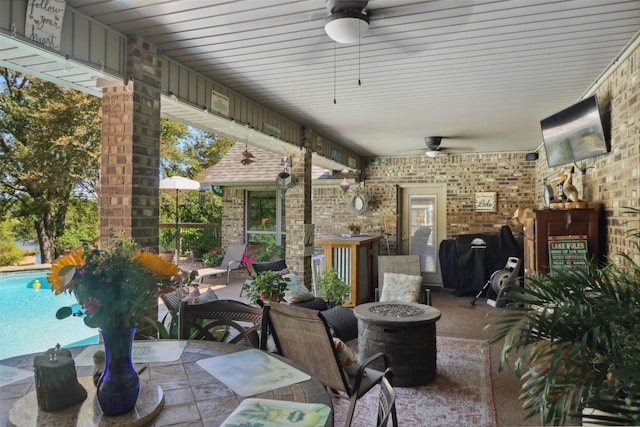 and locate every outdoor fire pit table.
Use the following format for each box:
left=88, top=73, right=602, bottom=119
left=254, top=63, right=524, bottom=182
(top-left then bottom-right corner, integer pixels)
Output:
left=354, top=301, right=441, bottom=387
